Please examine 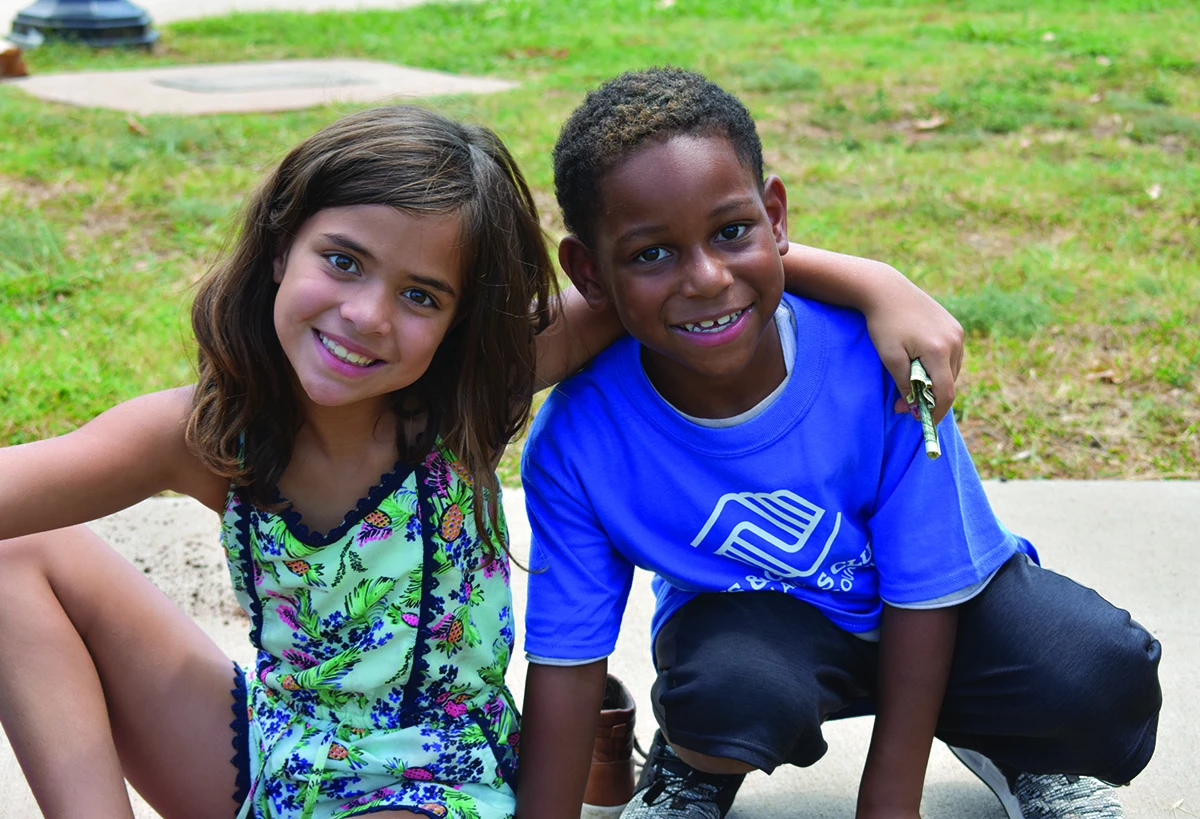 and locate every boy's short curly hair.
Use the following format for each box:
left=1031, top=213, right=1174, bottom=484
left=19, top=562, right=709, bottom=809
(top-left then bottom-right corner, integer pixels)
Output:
left=553, top=66, right=764, bottom=246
